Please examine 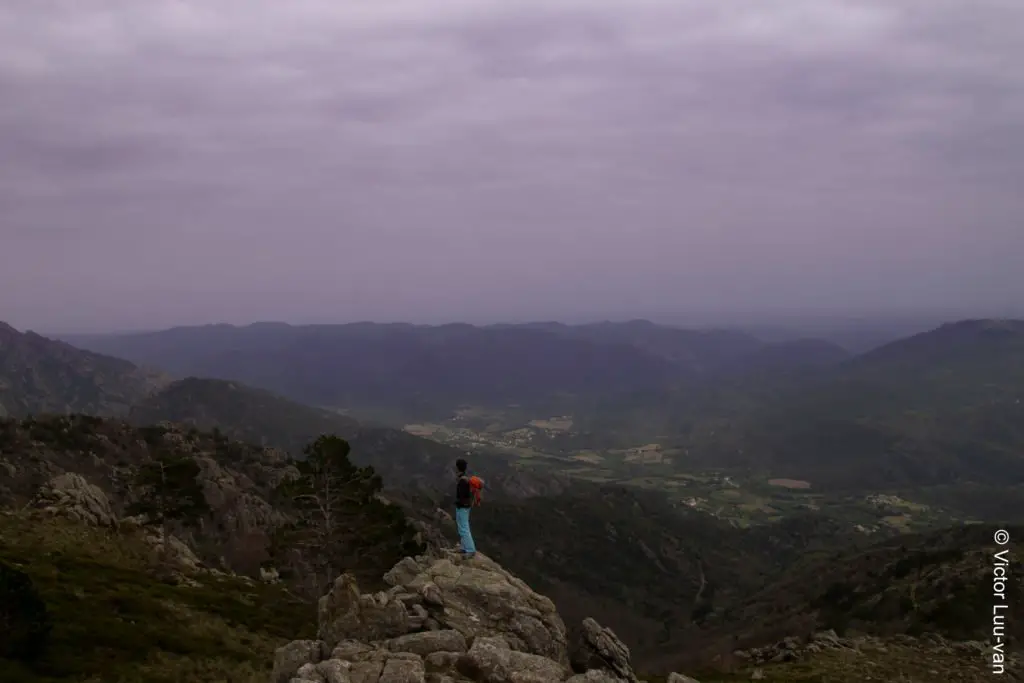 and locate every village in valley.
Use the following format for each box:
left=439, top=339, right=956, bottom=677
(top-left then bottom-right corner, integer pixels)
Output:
left=404, top=409, right=959, bottom=535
